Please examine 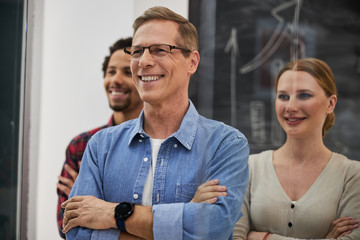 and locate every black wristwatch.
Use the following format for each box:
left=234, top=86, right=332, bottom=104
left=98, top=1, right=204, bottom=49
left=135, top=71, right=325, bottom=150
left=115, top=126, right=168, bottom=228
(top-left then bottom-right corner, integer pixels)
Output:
left=114, top=202, right=134, bottom=231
